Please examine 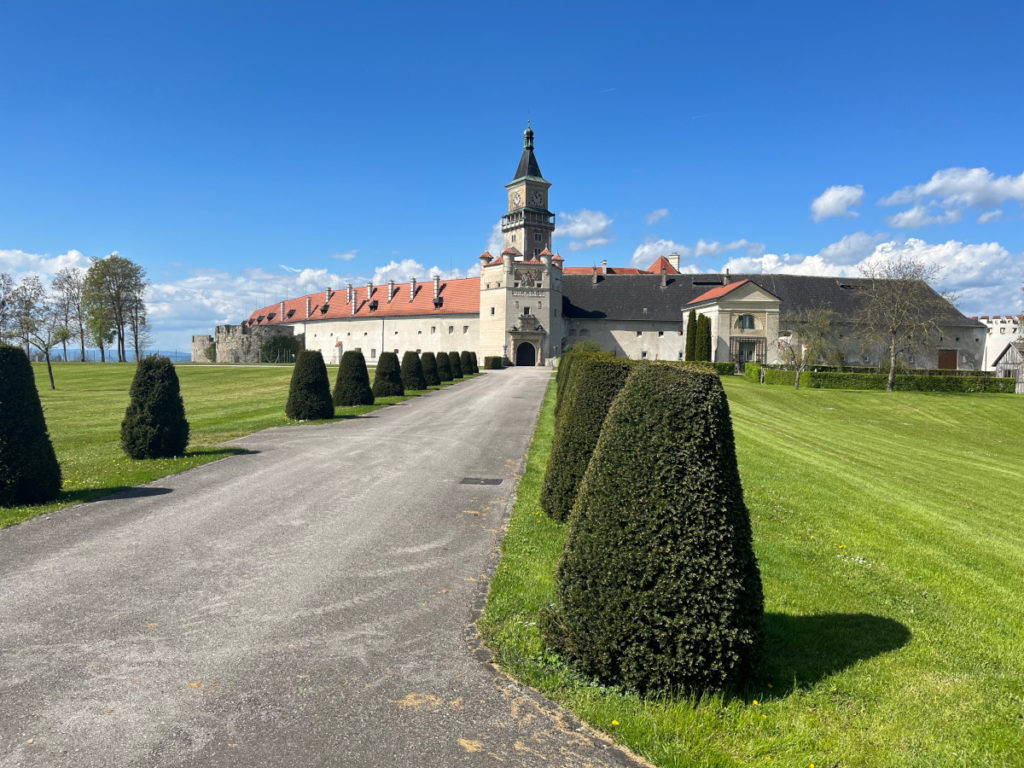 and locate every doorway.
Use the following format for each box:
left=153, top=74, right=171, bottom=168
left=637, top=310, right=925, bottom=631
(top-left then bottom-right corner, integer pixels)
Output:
left=515, top=342, right=537, bottom=366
